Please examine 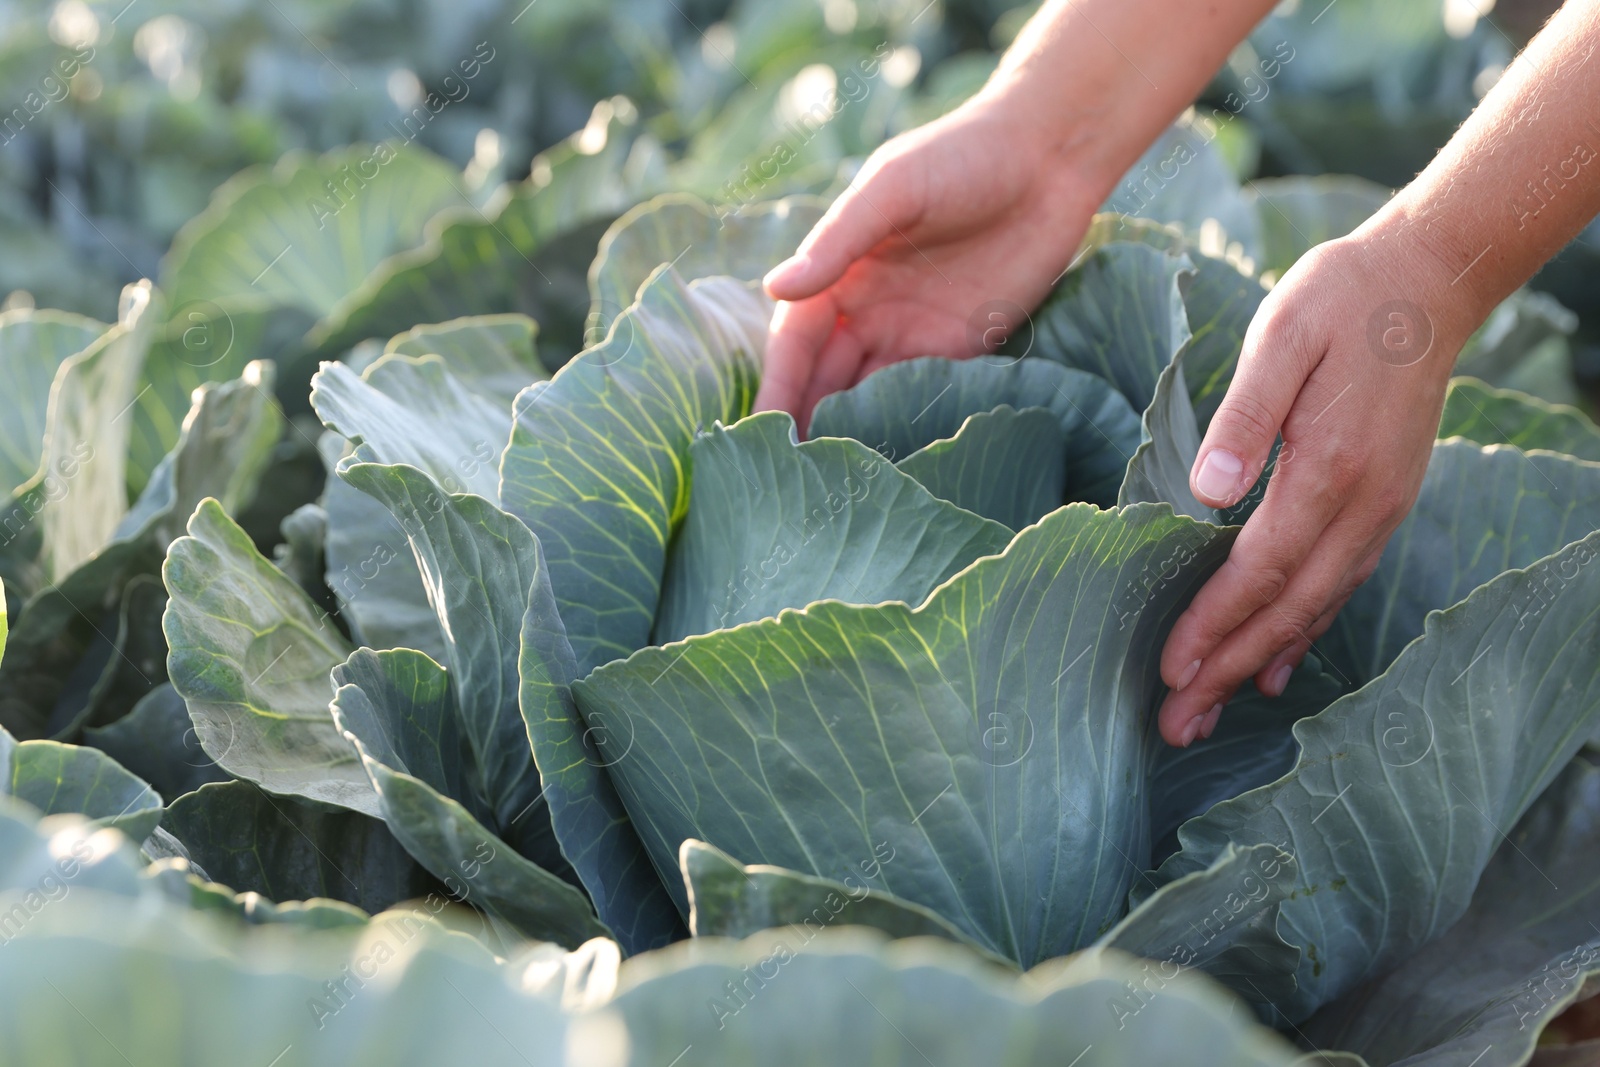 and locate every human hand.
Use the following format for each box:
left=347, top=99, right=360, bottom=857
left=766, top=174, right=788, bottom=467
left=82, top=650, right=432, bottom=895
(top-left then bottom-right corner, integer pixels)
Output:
left=1156, top=218, right=1477, bottom=746
left=755, top=96, right=1105, bottom=427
